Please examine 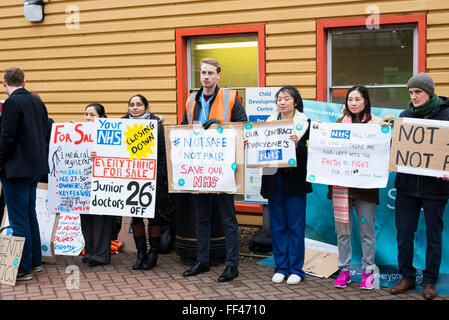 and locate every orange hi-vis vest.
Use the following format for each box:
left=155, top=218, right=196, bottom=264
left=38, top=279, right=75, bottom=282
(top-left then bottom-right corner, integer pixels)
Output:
left=186, top=88, right=236, bottom=124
